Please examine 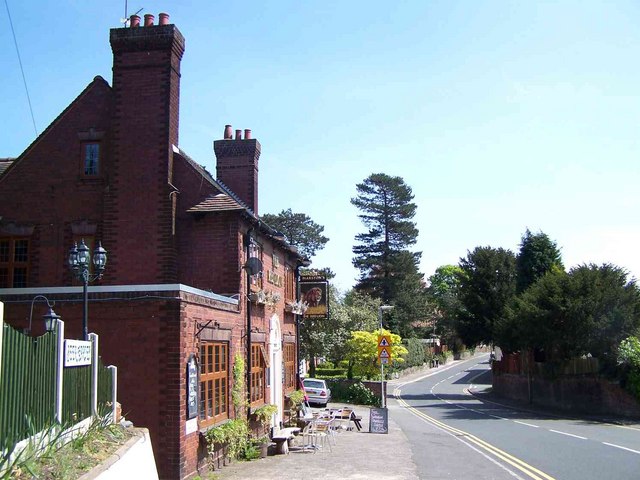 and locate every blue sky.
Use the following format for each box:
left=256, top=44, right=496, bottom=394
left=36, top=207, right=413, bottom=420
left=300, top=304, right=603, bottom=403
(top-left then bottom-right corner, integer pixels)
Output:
left=2, top=1, right=640, bottom=292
